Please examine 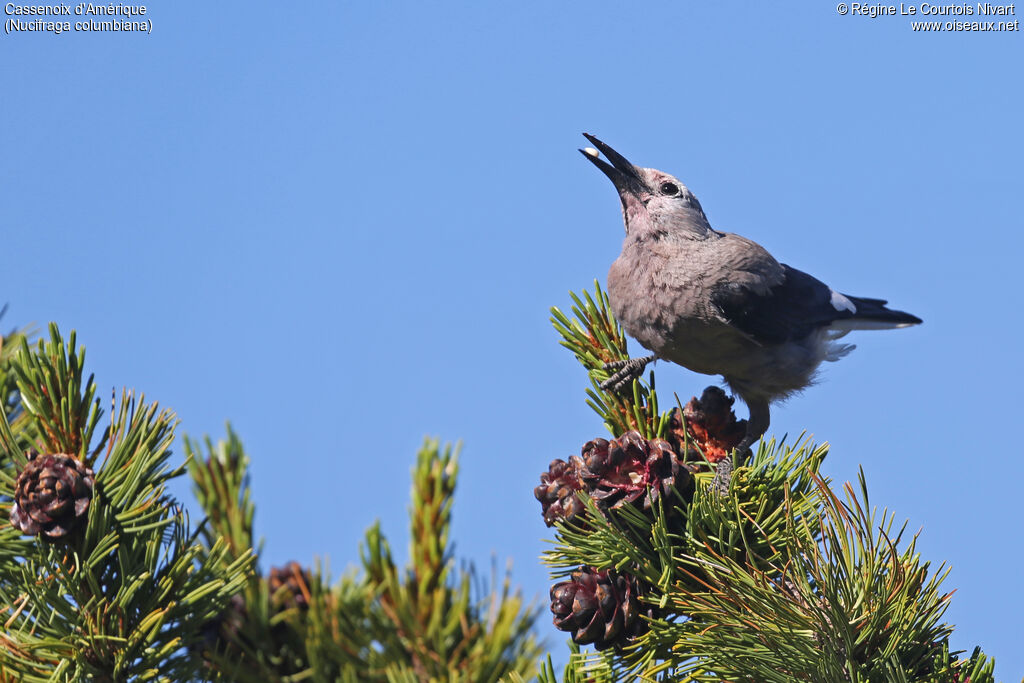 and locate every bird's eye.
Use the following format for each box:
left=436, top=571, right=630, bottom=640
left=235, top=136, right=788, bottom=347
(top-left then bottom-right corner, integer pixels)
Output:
left=659, top=181, right=679, bottom=196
